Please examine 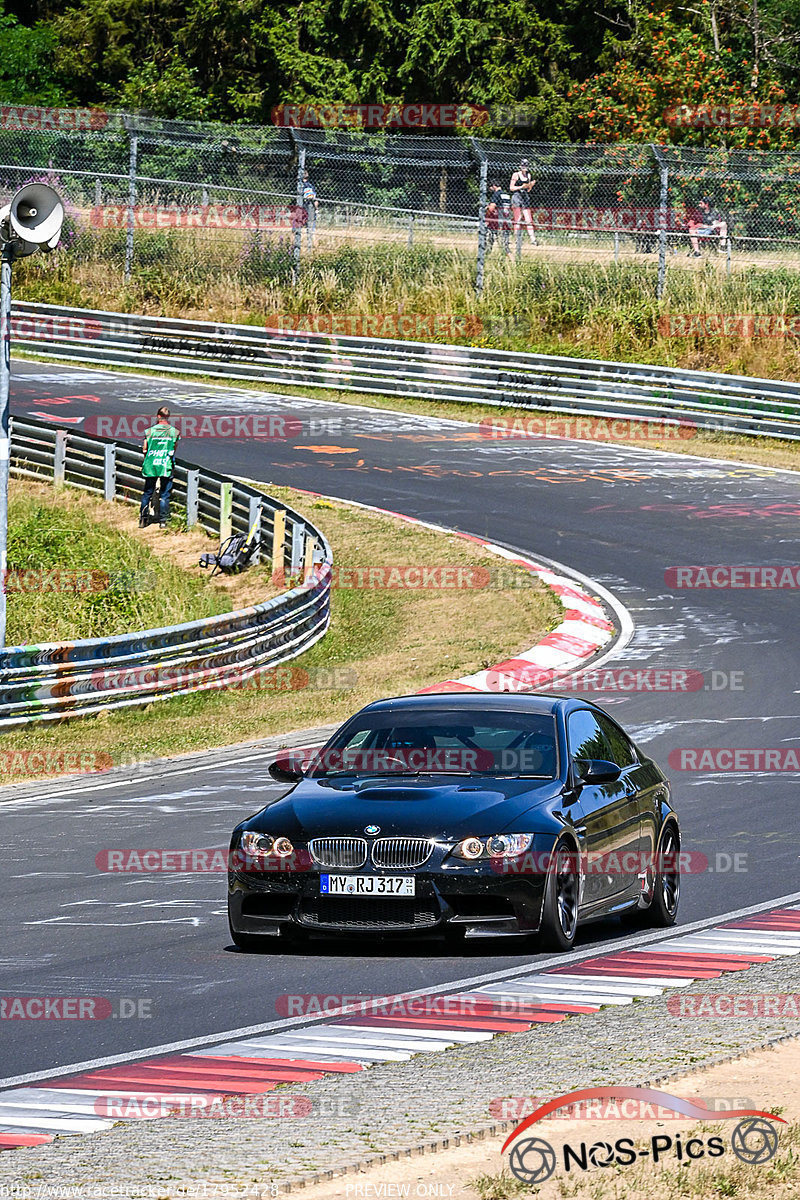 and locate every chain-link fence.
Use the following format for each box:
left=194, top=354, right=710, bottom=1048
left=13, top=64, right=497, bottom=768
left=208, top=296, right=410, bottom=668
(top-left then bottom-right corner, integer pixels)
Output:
left=3, top=110, right=800, bottom=299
